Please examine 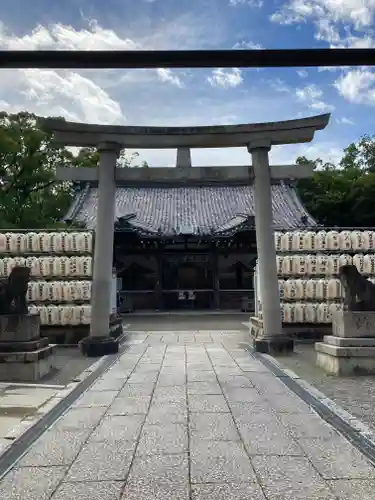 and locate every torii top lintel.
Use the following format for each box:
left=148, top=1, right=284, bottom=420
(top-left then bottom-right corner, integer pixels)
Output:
left=42, top=113, right=330, bottom=149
